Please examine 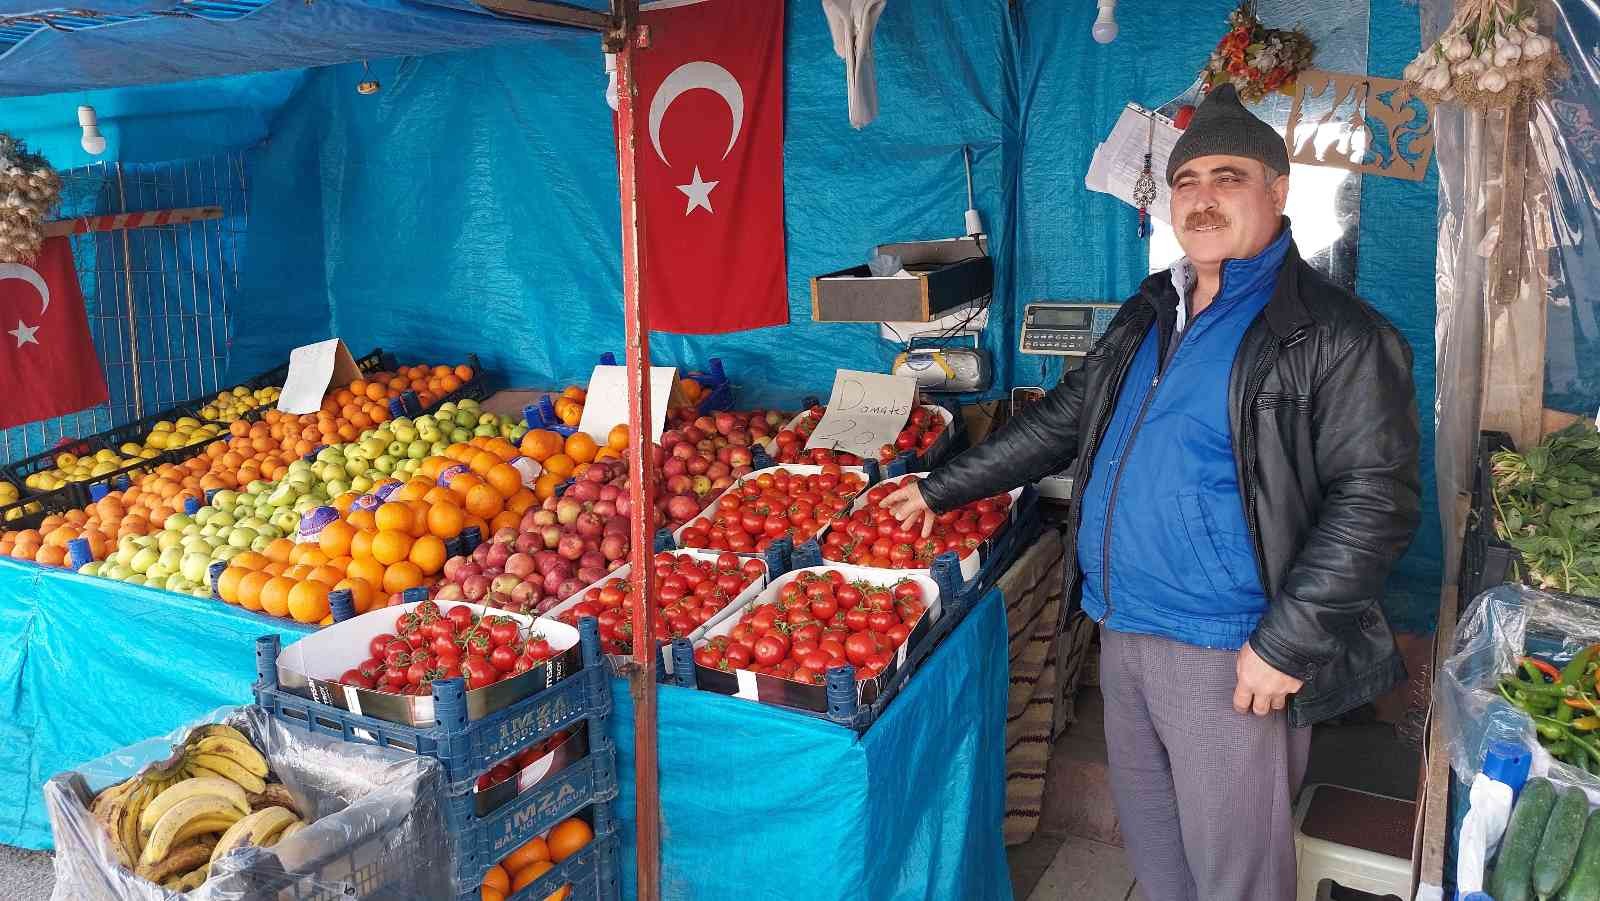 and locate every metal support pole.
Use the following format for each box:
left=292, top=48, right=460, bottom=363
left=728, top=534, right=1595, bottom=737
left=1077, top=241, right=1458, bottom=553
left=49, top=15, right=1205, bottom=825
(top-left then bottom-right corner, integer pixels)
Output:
left=610, top=3, right=659, bottom=900
left=115, top=163, right=144, bottom=419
